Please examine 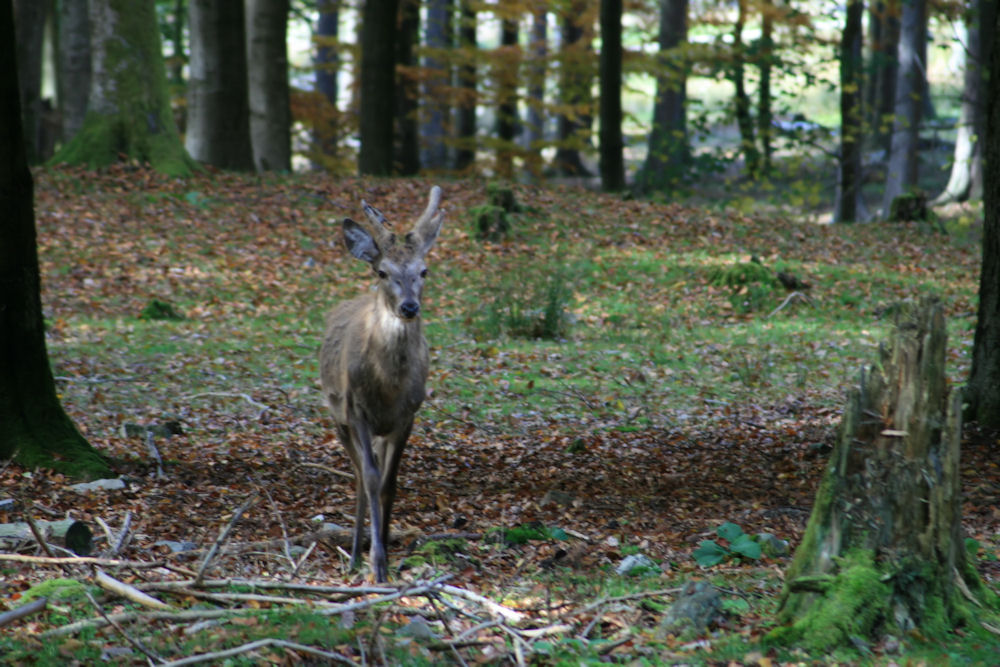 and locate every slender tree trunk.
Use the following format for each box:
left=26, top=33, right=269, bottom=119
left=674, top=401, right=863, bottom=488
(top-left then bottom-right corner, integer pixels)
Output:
left=598, top=0, right=624, bottom=191
left=453, top=1, right=477, bottom=172
left=395, top=0, right=420, bottom=175
left=966, top=4, right=1000, bottom=428
left=553, top=0, right=595, bottom=176
left=525, top=5, right=548, bottom=180
left=51, top=0, right=195, bottom=176
left=934, top=0, right=995, bottom=204
left=421, top=0, right=451, bottom=170
left=732, top=0, right=759, bottom=178
left=246, top=0, right=291, bottom=172
left=168, top=0, right=185, bottom=86
left=359, top=0, right=399, bottom=176
left=635, top=0, right=688, bottom=194
left=757, top=1, right=774, bottom=174
left=882, top=0, right=926, bottom=213
left=1, top=1, right=110, bottom=478
left=495, top=15, right=519, bottom=179
left=836, top=0, right=864, bottom=222
left=186, top=0, right=254, bottom=171
left=13, top=0, right=48, bottom=164
left=57, top=0, right=90, bottom=143
left=772, top=299, right=989, bottom=649
left=867, top=0, right=900, bottom=152
left=313, top=0, right=341, bottom=167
